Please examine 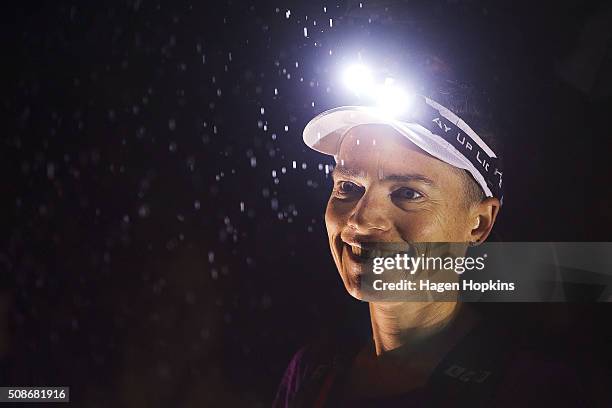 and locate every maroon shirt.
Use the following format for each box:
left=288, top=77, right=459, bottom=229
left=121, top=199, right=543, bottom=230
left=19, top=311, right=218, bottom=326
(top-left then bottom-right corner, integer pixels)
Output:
left=273, top=322, right=597, bottom=407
